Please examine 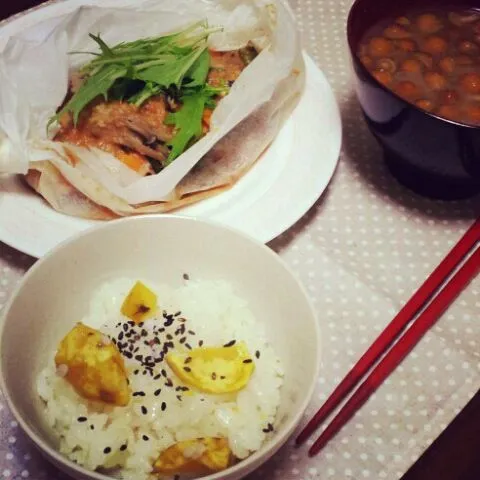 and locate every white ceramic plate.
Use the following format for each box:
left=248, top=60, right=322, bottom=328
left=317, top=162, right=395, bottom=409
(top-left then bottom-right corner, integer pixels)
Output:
left=0, top=38, right=341, bottom=258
